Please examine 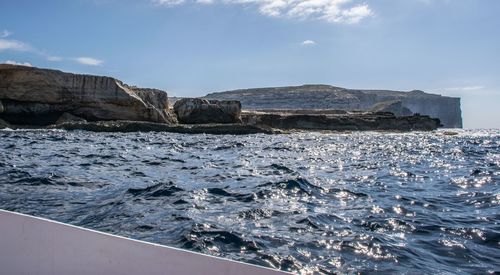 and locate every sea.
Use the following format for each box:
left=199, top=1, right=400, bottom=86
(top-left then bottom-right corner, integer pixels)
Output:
left=0, top=129, right=498, bottom=274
